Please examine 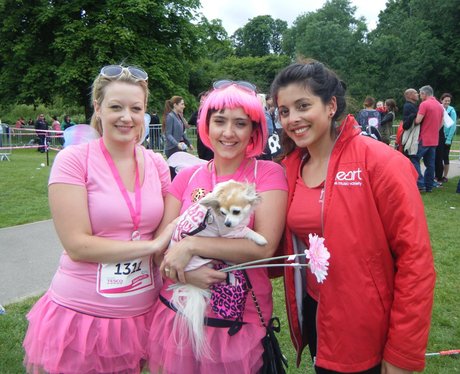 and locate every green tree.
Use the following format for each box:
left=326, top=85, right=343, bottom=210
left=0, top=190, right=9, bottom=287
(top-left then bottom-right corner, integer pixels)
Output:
left=186, top=16, right=234, bottom=103
left=232, top=15, right=288, bottom=57
left=282, top=0, right=371, bottom=103
left=194, top=17, right=233, bottom=62
left=0, top=0, right=58, bottom=108
left=271, top=19, right=288, bottom=55
left=215, top=54, right=291, bottom=94
left=0, top=0, right=203, bottom=119
left=367, top=0, right=459, bottom=103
